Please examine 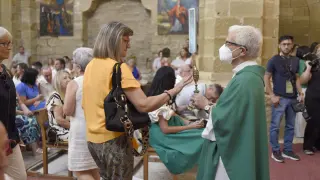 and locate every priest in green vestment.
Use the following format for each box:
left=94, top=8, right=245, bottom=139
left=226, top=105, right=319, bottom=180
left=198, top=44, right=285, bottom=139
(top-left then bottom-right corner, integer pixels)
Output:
left=191, top=25, right=270, bottom=180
